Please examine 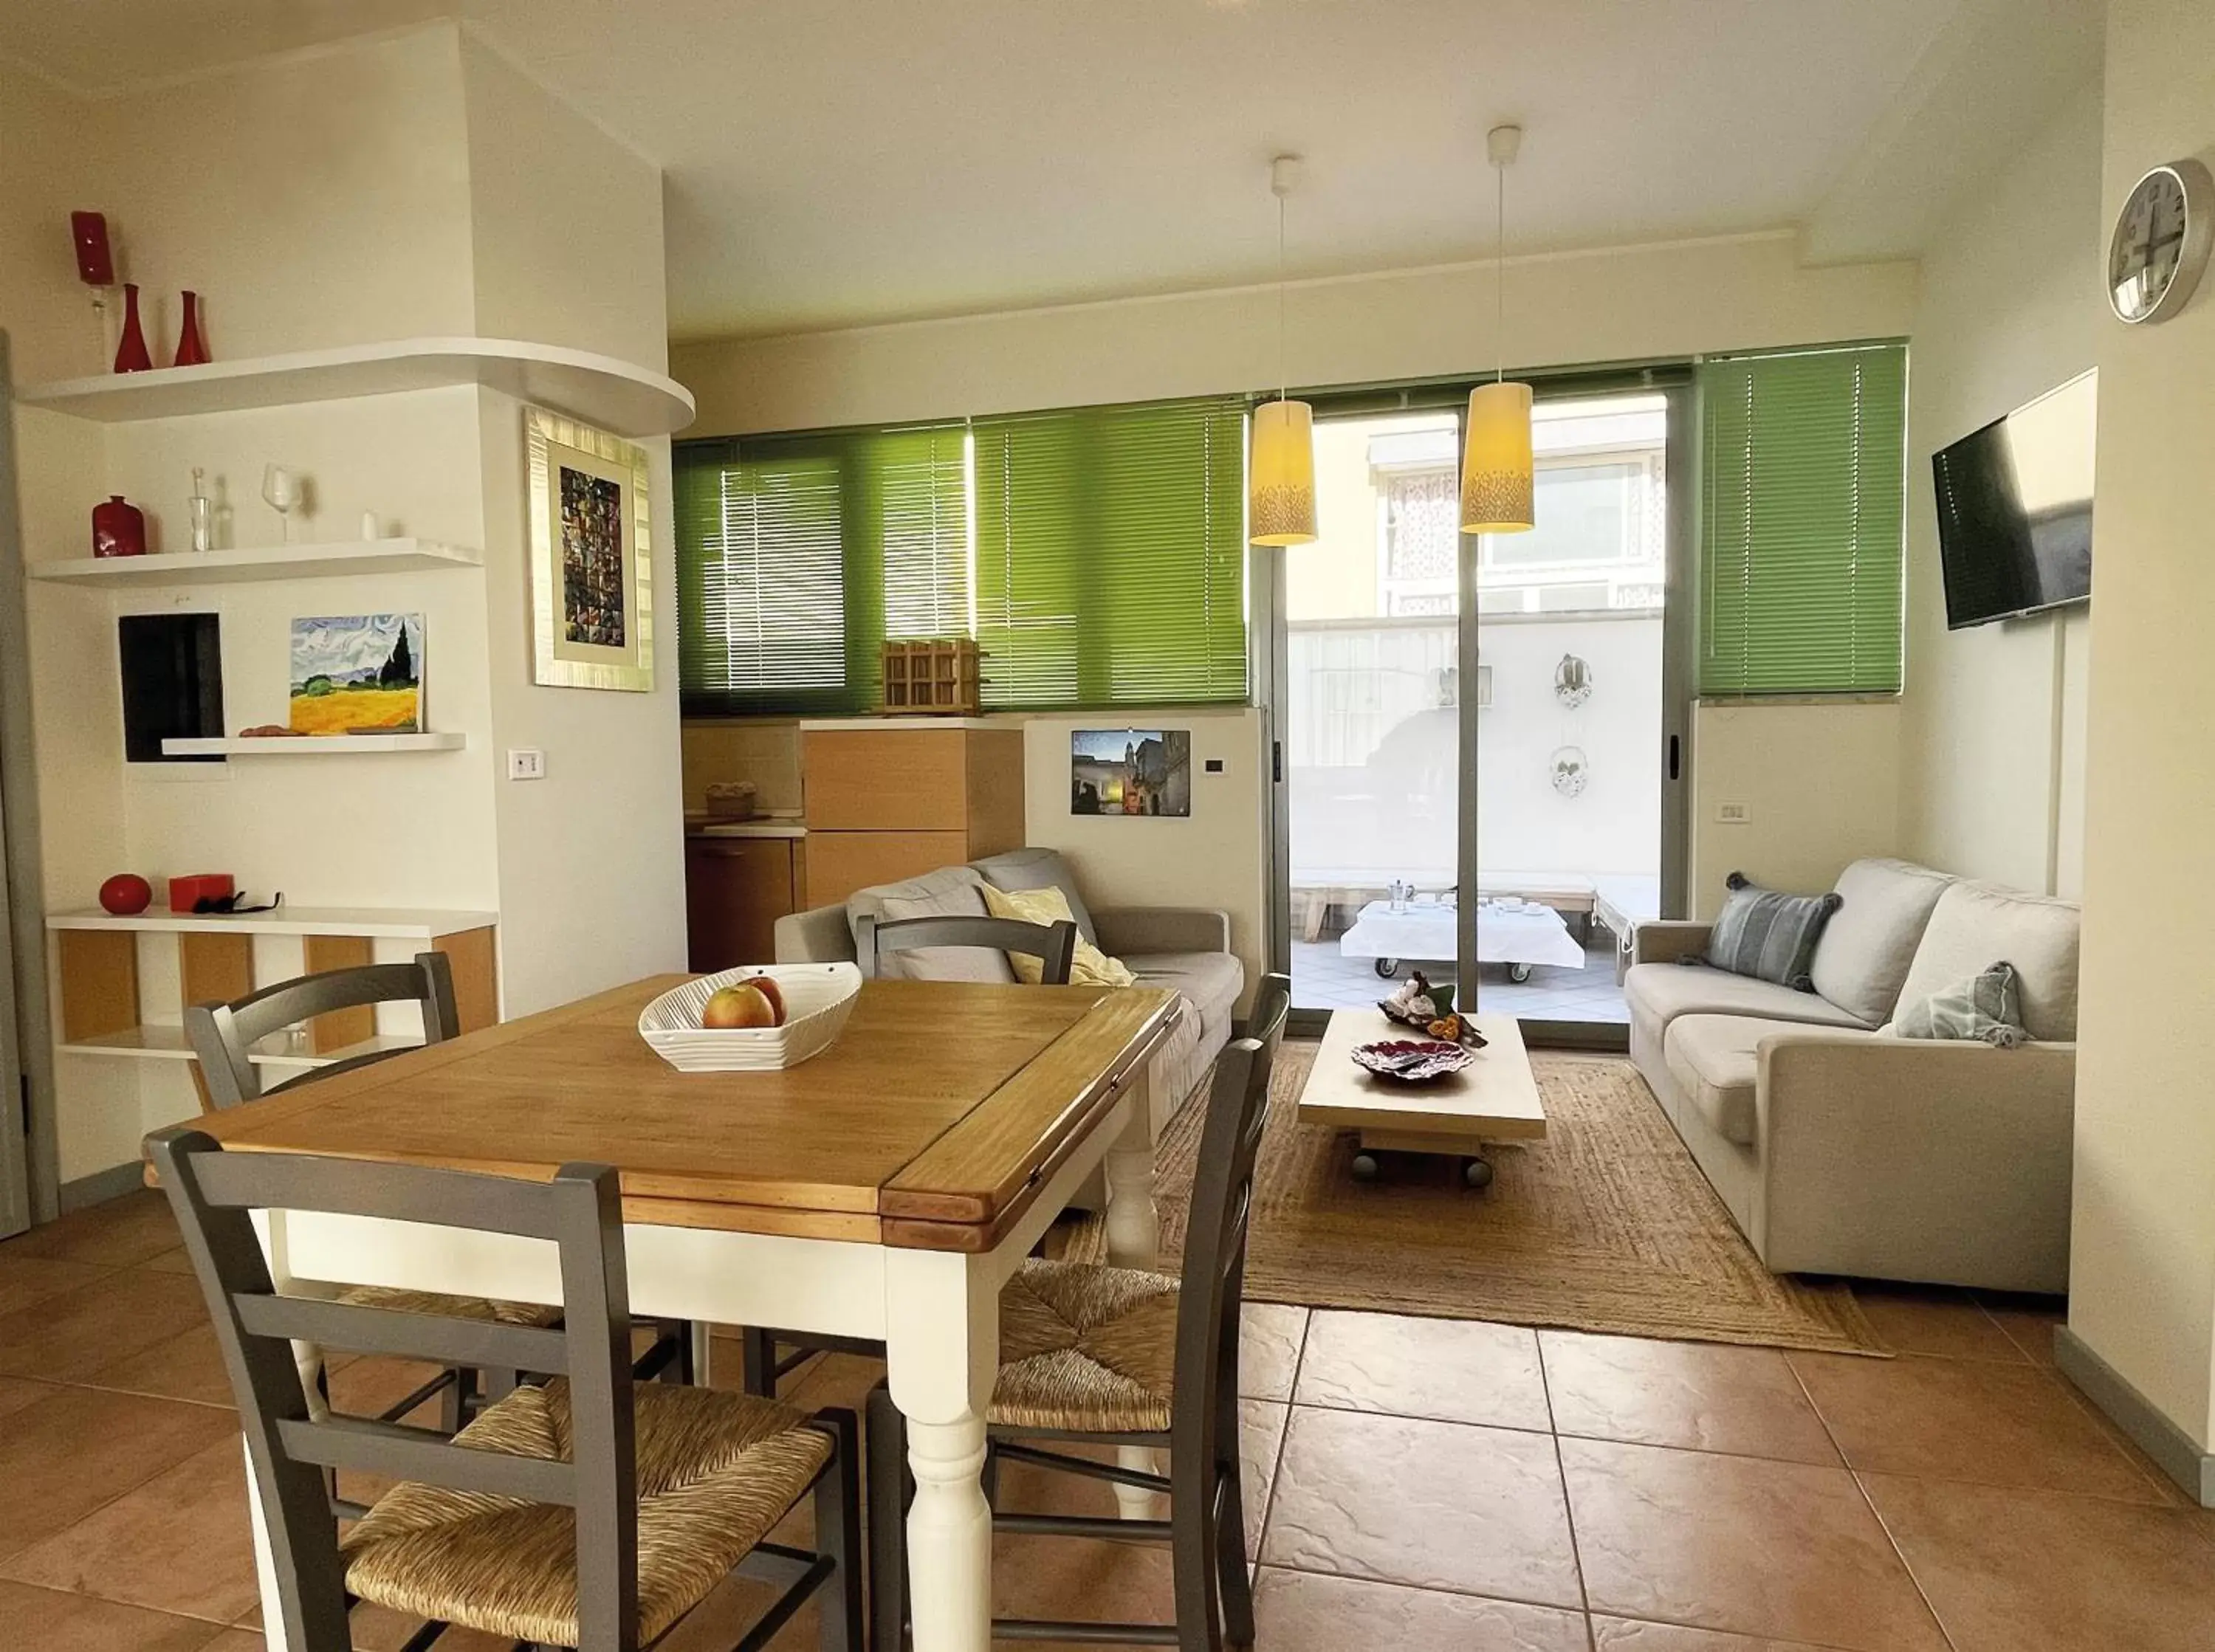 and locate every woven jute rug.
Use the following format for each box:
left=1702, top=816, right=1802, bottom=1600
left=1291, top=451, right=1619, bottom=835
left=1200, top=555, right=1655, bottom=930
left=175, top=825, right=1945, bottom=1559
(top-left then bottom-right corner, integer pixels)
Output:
left=1132, top=1040, right=1883, bottom=1355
